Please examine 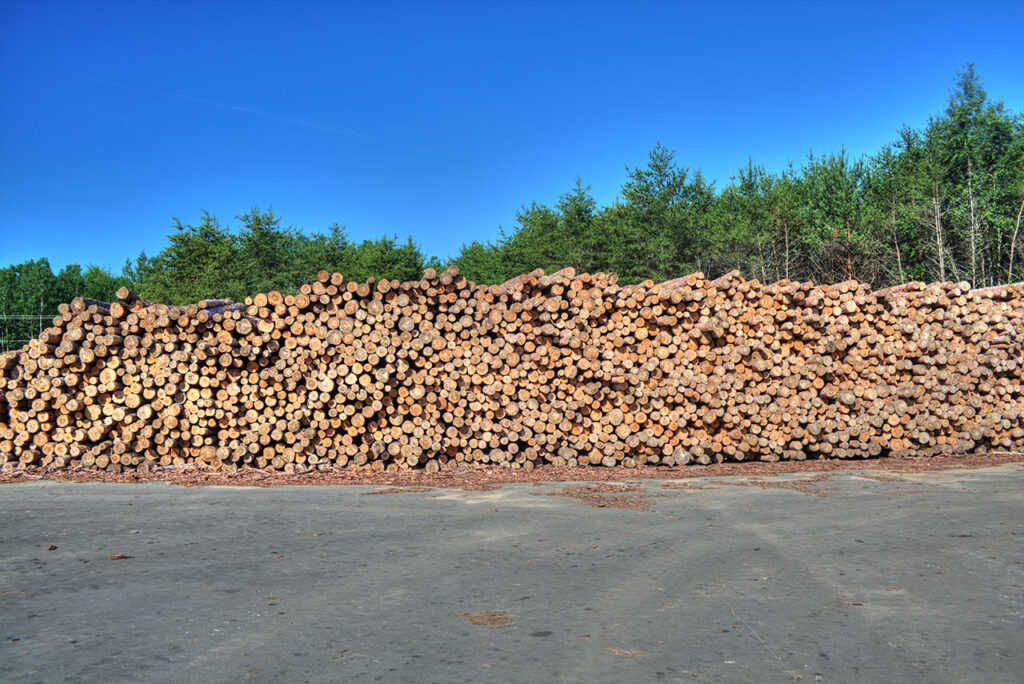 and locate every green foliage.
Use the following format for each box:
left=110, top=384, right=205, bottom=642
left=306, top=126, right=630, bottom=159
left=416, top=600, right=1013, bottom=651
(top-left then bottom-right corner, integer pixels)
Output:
left=451, top=239, right=507, bottom=284
left=136, top=211, right=240, bottom=304
left=797, top=148, right=885, bottom=284
left=128, top=209, right=428, bottom=305
left=1, top=258, right=61, bottom=349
